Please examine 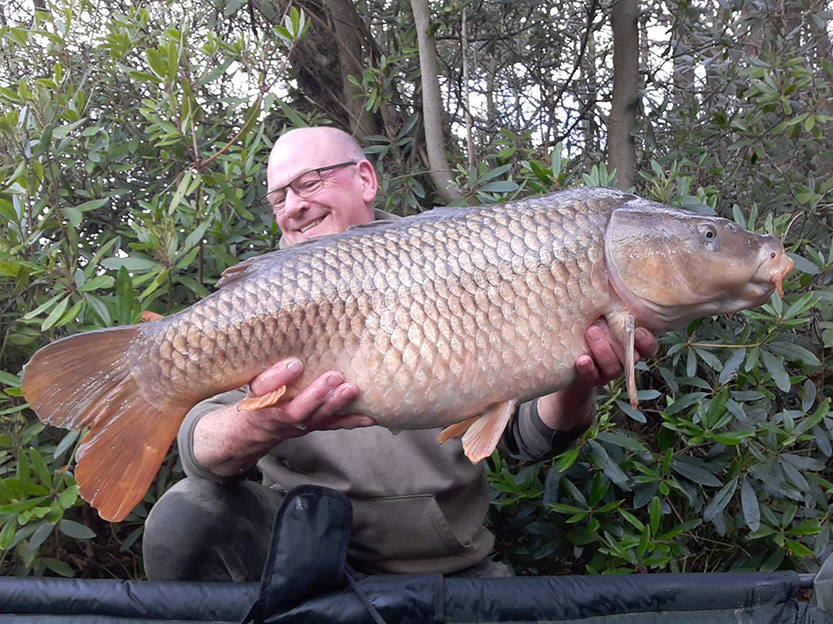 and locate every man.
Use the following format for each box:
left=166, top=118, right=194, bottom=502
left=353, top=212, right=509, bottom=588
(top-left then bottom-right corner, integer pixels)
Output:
left=143, top=127, right=657, bottom=581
